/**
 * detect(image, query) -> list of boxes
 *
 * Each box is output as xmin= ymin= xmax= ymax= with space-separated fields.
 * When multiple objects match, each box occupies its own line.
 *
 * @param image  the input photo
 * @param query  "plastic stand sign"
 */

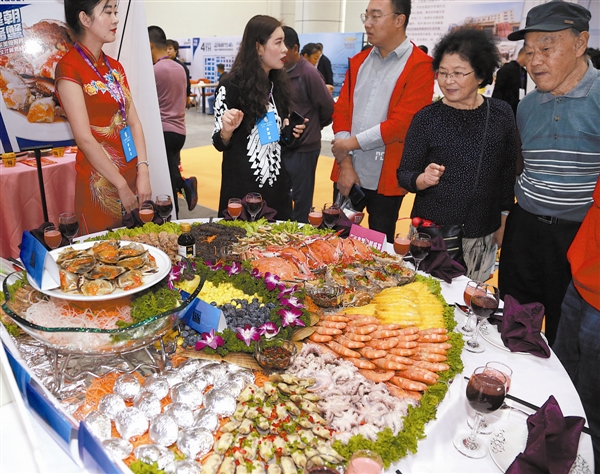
xmin=19 ymin=231 xmax=60 ymax=290
xmin=180 ymin=291 xmax=227 ymax=335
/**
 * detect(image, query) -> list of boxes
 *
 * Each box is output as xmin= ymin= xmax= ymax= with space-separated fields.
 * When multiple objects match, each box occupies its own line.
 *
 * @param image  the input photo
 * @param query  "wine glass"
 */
xmin=155 ymin=195 xmax=173 ymax=220
xmin=228 ymin=198 xmax=242 ymax=220
xmin=139 ymin=202 xmax=155 ymax=223
xmin=44 ymin=225 xmax=62 ymax=250
xmin=458 ymin=280 xmax=482 ymax=335
xmin=468 ymin=361 xmax=513 ymax=434
xmin=245 ymin=192 xmax=263 ymax=221
xmin=454 ymin=366 xmax=506 ymax=459
xmin=393 ymin=232 xmax=410 ymax=259
xmin=308 ymin=206 xmax=323 ymax=227
xmin=347 ymin=450 xmax=383 ymax=474
xmin=304 ymin=454 xmax=346 ymax=474
xmin=409 ymin=232 xmax=431 ymax=272
xmin=322 ymin=203 xmax=340 ymax=229
xmin=465 ymin=283 xmax=500 ymax=353
xmin=58 ymin=212 xmax=79 ymax=245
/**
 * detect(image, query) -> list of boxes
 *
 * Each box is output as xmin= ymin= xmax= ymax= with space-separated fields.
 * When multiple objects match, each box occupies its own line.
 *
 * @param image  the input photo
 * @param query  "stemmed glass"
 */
xmin=228 ymin=198 xmax=242 ymax=220
xmin=322 ymin=203 xmax=340 ymax=229
xmin=465 ymin=283 xmax=500 ymax=353
xmin=308 ymin=206 xmax=323 ymax=227
xmin=409 ymin=232 xmax=431 ymax=272
xmin=468 ymin=361 xmax=513 ymax=434
xmin=454 ymin=366 xmax=507 ymax=458
xmin=459 ymin=280 xmax=482 ymax=335
xmin=347 ymin=450 xmax=383 ymax=474
xmin=155 ymin=195 xmax=173 ymax=220
xmin=58 ymin=212 xmax=79 ymax=245
xmin=245 ymin=192 xmax=263 ymax=221
xmin=43 ymin=225 xmax=62 ymax=250
xmin=139 ymin=202 xmax=155 ymax=223
xmin=393 ymin=232 xmax=410 ymax=260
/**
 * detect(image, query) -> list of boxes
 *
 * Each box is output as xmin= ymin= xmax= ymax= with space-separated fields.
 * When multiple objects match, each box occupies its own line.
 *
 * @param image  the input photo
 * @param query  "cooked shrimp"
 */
xmin=347 ymin=317 xmax=380 ymax=327
xmin=318 ymin=320 xmax=347 ymax=329
xmin=419 ymin=328 xmax=448 ymax=335
xmin=379 ymin=324 xmax=402 ymax=330
xmin=366 ymin=338 xmax=398 ymax=350
xmin=358 ymin=347 xmax=387 ymax=359
xmin=385 ymin=353 xmax=414 ymax=366
xmin=308 ymin=333 xmax=333 ymax=343
xmin=315 ymin=326 xmax=343 ymax=336
xmin=349 ymin=358 xmax=376 ymax=370
xmin=398 ymin=327 xmax=420 ymax=335
xmin=405 ymin=389 xmax=423 ymax=400
xmin=394 ymin=340 xmax=418 ymax=349
xmin=372 ymin=358 xmax=407 ymax=371
xmin=419 ymin=342 xmax=452 ymax=351
xmin=335 ymin=335 xmax=365 ymax=349
xmin=326 ymin=340 xmax=361 ymax=358
xmin=358 ymin=369 xmax=395 ymax=383
xmin=418 ymin=333 xmax=449 ymax=343
xmin=389 ymin=347 xmax=416 ymax=357
xmin=395 ymin=333 xmax=419 ymax=342
xmin=369 ymin=329 xmax=400 ymax=339
xmin=346 ymin=324 xmax=378 ymax=335
xmin=399 ymin=367 xmax=439 ymax=385
xmin=389 ymin=375 xmax=428 ymax=392
xmin=344 ymin=332 xmax=372 ymax=342
xmin=385 ymin=382 xmax=411 ymax=399
xmin=410 ymin=360 xmax=450 ymax=372
xmin=415 ymin=344 xmax=449 ymax=355
xmin=322 ymin=314 xmax=350 ymax=322
xmin=412 ymin=351 xmax=448 ymax=362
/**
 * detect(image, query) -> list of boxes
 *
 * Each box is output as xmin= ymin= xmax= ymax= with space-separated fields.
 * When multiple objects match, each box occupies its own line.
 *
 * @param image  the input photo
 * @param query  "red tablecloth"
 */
xmin=0 ymin=153 xmax=76 ymax=258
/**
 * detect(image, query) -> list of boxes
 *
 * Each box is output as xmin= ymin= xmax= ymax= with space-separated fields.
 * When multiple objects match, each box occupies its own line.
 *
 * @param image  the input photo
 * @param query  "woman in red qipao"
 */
xmin=56 ymin=0 xmax=151 ymax=234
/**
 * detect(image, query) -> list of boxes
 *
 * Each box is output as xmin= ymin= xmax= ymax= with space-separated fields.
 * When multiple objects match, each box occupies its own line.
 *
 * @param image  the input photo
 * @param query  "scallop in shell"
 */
xmin=59 ymin=269 xmax=81 ymax=293
xmin=92 ymin=240 xmax=121 ymax=264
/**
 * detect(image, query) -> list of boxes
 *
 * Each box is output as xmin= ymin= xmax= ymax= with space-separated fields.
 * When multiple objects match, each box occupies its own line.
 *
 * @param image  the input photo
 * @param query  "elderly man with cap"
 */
xmin=499 ymin=0 xmax=600 ymax=341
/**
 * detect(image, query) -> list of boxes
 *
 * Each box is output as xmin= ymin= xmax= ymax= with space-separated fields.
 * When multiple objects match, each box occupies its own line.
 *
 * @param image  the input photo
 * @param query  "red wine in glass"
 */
xmin=155 ymin=195 xmax=173 ymax=220
xmin=322 ymin=203 xmax=340 ymax=229
xmin=245 ymin=193 xmax=263 ymax=221
xmin=410 ymin=239 xmax=431 ymax=259
xmin=470 ymin=294 xmax=498 ymax=318
xmin=466 ymin=373 xmax=506 ymax=413
xmin=59 ymin=212 xmax=79 ymax=244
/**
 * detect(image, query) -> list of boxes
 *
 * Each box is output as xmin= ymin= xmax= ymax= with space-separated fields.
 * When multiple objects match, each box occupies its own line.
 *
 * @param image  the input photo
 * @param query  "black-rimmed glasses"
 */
xmin=435 ymin=70 xmax=475 ymax=81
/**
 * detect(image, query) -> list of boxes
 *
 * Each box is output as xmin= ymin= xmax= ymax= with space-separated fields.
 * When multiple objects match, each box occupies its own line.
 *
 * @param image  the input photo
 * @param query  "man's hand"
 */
xmin=416 ymin=163 xmax=445 ymax=190
xmin=337 ymin=160 xmax=360 ymax=196
xmin=331 ymin=136 xmax=359 ymax=164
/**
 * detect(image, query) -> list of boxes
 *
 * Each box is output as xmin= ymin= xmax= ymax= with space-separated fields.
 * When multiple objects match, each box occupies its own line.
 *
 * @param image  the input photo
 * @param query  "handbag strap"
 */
xmin=462 ymin=96 xmax=491 ymax=225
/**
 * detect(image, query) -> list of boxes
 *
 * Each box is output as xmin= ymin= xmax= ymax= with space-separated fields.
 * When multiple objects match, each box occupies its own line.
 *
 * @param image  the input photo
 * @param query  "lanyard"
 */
xmin=74 ymin=43 xmax=128 ymax=124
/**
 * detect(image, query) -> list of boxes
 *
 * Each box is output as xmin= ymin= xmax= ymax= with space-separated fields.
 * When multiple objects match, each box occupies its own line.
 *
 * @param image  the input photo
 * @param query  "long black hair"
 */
xmin=228 ymin=15 xmax=291 ymax=132
xmin=64 ymin=0 xmax=113 ymax=37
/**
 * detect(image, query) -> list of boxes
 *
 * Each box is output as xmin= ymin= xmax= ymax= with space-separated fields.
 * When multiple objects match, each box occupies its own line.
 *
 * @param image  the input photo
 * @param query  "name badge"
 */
xmin=519 ymin=88 xmax=526 ymax=101
xmin=120 ymin=125 xmax=138 ymax=162
xmin=257 ymin=111 xmax=280 ymax=146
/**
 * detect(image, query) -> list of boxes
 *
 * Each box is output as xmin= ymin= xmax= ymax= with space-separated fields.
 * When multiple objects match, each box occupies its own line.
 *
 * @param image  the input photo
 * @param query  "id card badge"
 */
xmin=257 ymin=111 xmax=280 ymax=146
xmin=120 ymin=125 xmax=138 ymax=162
xmin=519 ymin=88 xmax=526 ymax=100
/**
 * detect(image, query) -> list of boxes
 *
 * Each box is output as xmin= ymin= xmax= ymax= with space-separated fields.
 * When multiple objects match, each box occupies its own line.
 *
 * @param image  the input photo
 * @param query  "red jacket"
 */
xmin=331 ymin=44 xmax=434 ymax=196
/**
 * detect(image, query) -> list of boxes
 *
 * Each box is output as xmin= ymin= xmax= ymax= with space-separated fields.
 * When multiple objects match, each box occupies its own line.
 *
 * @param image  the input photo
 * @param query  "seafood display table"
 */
xmin=0 ymin=152 xmax=76 ymax=259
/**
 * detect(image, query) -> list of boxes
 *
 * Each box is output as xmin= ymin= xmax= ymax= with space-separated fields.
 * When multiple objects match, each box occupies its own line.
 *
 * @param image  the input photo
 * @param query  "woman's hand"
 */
xmin=220 ymin=108 xmax=244 ymax=139
xmin=136 ymin=170 xmax=152 ymax=204
xmin=117 ymin=184 xmax=139 ymax=214
xmin=416 ymin=163 xmax=445 ymax=190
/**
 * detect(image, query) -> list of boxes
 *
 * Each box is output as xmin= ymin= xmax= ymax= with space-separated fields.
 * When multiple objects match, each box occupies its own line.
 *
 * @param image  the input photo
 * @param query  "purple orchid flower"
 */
xmin=251 ymin=267 xmax=262 ymax=278
xmin=224 ymin=261 xmax=242 ymax=276
xmin=236 ymin=325 xmax=261 ymax=346
xmin=263 ymin=272 xmax=281 ymax=291
xmin=280 ymin=296 xmax=305 ymax=310
xmin=258 ymin=322 xmax=280 ymax=339
xmin=195 ymin=329 xmax=224 ymax=350
xmin=167 ymin=265 xmax=182 ymax=290
xmin=277 ymin=307 xmax=305 ymax=328
xmin=206 ymin=261 xmax=223 ymax=271
xmin=278 ymin=285 xmax=298 ymax=298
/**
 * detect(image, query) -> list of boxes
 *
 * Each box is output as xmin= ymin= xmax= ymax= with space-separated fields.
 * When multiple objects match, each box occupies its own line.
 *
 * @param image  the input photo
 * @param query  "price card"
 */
xmin=181 ymin=293 xmax=227 ymax=335
xmin=349 ymin=224 xmax=387 ymax=251
xmin=19 ymin=231 xmax=60 ymax=290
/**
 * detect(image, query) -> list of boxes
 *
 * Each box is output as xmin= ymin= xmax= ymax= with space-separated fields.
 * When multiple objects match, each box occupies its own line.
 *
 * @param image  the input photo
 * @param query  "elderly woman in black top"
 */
xmin=397 ymin=28 xmax=517 ymax=281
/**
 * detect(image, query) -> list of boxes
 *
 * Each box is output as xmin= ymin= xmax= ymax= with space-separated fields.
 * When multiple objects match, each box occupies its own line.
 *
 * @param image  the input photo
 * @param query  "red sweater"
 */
xmin=568 ymin=176 xmax=600 ymax=310
xmin=330 ymin=44 xmax=434 ymax=196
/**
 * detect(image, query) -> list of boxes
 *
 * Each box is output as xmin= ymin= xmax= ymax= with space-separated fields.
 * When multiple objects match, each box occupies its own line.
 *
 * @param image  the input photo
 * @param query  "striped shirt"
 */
xmin=515 ymin=61 xmax=600 ymax=222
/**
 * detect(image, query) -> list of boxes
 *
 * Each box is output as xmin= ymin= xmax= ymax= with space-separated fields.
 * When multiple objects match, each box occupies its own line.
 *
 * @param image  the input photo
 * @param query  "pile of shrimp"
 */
xmin=287 ymin=343 xmax=415 ymax=444
xmin=308 ymin=313 xmax=450 ymax=399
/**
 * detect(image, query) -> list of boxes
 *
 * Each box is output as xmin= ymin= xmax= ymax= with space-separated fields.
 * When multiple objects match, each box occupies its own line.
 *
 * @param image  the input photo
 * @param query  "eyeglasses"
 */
xmin=436 ymin=71 xmax=475 ymax=81
xmin=360 ymin=12 xmax=402 ymax=24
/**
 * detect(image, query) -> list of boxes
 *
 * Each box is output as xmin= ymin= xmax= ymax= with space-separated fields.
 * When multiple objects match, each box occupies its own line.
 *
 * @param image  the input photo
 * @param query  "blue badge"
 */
xmin=257 ymin=111 xmax=280 ymax=146
xmin=120 ymin=125 xmax=138 ymax=162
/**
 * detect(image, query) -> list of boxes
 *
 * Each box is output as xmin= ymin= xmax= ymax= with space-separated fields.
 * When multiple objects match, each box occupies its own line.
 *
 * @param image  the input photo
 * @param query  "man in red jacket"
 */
xmin=330 ymin=0 xmax=434 ymax=242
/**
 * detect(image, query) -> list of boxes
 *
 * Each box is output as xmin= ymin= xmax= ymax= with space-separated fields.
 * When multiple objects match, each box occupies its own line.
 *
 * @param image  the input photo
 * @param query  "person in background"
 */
xmin=587 ymin=47 xmax=600 ymax=69
xmin=149 ymin=26 xmax=197 ymax=216
xmin=499 ymin=1 xmax=600 ymax=346
xmin=207 ymin=63 xmax=227 ymax=115
xmin=166 ymin=39 xmax=191 ymax=98
xmin=491 ymin=47 xmax=527 ymax=116
xmin=553 ymin=174 xmax=600 ymax=469
xmin=417 ymin=44 xmax=428 ymax=54
xmin=397 ymin=28 xmax=517 ymax=281
xmin=300 ymin=43 xmax=322 ymax=67
xmin=56 ymin=0 xmax=151 ymax=234
xmin=282 ymin=27 xmax=334 ymax=223
xmin=315 ymin=42 xmax=335 ymax=94
xmin=330 ymin=0 xmax=434 ymax=242
xmin=212 ymin=15 xmax=306 ymax=220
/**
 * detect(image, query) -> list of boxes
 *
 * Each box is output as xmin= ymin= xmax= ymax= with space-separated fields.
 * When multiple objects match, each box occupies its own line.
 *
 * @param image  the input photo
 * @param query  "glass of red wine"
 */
xmin=58 ymin=212 xmax=79 ymax=245
xmin=308 ymin=206 xmax=323 ymax=227
xmin=459 ymin=280 xmax=482 ymax=335
xmin=44 ymin=225 xmax=62 ymax=250
xmin=454 ymin=366 xmax=507 ymax=458
xmin=393 ymin=232 xmax=410 ymax=259
xmin=409 ymin=232 xmax=431 ymax=272
xmin=228 ymin=198 xmax=242 ymax=220
xmin=245 ymin=192 xmax=263 ymax=222
xmin=322 ymin=203 xmax=340 ymax=229
xmin=155 ymin=195 xmax=173 ymax=220
xmin=304 ymin=453 xmax=346 ymax=474
xmin=465 ymin=283 xmax=500 ymax=353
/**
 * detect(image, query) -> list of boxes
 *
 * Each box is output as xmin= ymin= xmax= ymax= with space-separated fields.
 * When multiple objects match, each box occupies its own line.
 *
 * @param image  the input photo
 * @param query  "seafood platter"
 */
xmin=0 ymin=220 xmax=464 ymax=473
